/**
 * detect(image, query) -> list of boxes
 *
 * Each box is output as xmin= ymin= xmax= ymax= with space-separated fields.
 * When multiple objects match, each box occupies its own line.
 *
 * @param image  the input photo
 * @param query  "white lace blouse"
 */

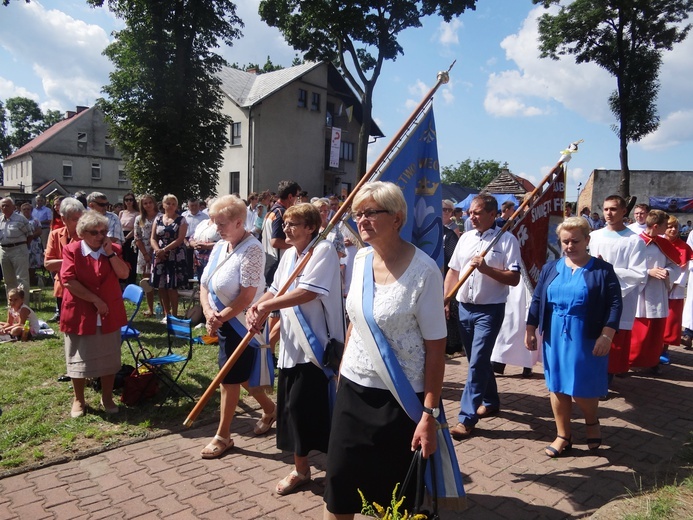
xmin=200 ymin=236 xmax=265 ymax=310
xmin=340 ymin=247 xmax=446 ymax=392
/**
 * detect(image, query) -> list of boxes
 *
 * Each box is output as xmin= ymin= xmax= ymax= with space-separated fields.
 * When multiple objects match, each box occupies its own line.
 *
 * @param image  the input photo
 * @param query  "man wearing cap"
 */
xmin=0 ymin=197 xmax=32 ymax=297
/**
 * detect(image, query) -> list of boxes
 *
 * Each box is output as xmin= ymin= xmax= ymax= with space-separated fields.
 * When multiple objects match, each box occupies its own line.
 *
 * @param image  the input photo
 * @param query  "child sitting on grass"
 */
xmin=1 ymin=287 xmax=40 ymax=339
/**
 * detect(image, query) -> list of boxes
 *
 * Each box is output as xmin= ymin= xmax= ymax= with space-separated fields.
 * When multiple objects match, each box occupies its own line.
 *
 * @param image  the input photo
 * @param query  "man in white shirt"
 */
xmin=32 ymin=195 xmax=52 ymax=249
xmin=444 ymin=195 xmax=521 ymax=440
xmin=183 ymin=198 xmax=209 ymax=281
xmin=245 ymin=192 xmax=259 ymax=233
xmin=0 ymin=197 xmax=32 ymax=298
xmin=87 ymin=192 xmax=123 ymax=244
xmin=627 ymin=204 xmax=650 ymax=234
xmin=590 ymin=195 xmax=647 ymax=387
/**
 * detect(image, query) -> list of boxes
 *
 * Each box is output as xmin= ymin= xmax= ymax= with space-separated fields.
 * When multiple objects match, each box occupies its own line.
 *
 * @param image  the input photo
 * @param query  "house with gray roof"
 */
xmin=1 ymin=105 xmax=130 ymax=202
xmin=217 ymin=61 xmax=383 ymax=197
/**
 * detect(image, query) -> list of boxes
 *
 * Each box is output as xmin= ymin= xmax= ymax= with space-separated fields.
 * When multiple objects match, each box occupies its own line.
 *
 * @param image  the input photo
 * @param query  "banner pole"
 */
xmin=443 ymin=140 xmax=582 ymax=306
xmin=184 ymin=63 xmax=456 ymax=427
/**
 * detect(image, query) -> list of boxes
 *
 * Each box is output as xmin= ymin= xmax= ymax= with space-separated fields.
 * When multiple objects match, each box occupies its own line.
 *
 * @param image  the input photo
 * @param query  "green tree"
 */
xmin=533 ymin=0 xmax=693 ymax=197
xmin=230 ymin=55 xmax=286 ymax=74
xmin=441 ymin=158 xmax=506 ymax=189
xmin=89 ymin=0 xmax=243 ymax=200
xmin=36 ymin=109 xmax=64 ymax=132
xmin=0 ymin=101 xmax=11 ymax=159
xmin=258 ymin=0 xmax=478 ymax=178
xmin=5 ymin=96 xmax=43 ymax=150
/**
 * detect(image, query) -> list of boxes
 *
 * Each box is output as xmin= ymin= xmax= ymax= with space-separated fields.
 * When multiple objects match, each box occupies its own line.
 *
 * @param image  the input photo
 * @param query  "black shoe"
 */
xmin=492 ymin=362 xmax=505 ymax=375
xmin=58 ymin=375 xmax=71 ymax=382
xmin=522 ymin=367 xmax=533 ymax=378
xmin=545 ymin=435 xmax=572 ymax=458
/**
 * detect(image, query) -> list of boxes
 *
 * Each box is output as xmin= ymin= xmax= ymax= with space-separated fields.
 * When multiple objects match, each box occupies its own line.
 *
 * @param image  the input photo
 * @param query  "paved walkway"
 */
xmin=1 ymin=347 xmax=692 ymax=520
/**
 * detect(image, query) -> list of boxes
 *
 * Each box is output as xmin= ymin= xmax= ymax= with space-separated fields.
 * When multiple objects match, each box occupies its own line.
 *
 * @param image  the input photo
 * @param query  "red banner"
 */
xmin=511 ymin=166 xmax=565 ymax=289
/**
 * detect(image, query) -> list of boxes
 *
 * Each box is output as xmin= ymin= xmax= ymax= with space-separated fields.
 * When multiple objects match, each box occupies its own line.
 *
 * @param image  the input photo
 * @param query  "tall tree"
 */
xmin=441 ymin=158 xmax=507 ymax=189
xmin=0 ymin=101 xmax=11 ymax=159
xmin=89 ymin=0 xmax=243 ymax=200
xmin=533 ymin=0 xmax=693 ymax=197
xmin=36 ymin=109 xmax=64 ymax=132
xmin=5 ymin=97 xmax=43 ymax=150
xmin=259 ymin=0 xmax=478 ymax=178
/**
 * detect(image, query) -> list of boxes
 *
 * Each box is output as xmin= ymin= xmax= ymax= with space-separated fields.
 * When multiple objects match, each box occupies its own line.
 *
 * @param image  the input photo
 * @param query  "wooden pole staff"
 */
xmin=443 ymin=139 xmax=583 ymax=306
xmin=184 ymin=62 xmax=457 ymax=427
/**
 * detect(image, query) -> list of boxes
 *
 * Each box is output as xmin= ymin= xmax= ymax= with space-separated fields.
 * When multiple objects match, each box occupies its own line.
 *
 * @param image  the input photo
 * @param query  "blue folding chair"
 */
xmin=121 ymin=284 xmax=145 ymax=361
xmin=140 ymin=316 xmax=194 ymax=403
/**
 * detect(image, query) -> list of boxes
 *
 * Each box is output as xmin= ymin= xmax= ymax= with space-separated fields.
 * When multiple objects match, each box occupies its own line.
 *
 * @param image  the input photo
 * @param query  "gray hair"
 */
xmin=87 ymin=192 xmax=107 ymax=204
xmin=60 ymin=197 xmax=85 ymax=219
xmin=352 ymin=181 xmax=407 ymax=229
xmin=556 ymin=216 xmax=591 ymax=239
xmin=76 ymin=211 xmax=109 ymax=237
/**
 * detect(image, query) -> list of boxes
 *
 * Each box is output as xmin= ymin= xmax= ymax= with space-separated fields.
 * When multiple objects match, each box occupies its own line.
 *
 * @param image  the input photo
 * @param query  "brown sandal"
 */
xmin=275 ymin=469 xmax=311 ymax=495
xmin=253 ymin=408 xmax=277 ymax=435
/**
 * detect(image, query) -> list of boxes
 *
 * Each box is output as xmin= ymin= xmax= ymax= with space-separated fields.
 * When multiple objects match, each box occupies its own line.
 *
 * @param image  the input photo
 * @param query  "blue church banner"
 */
xmin=376 ymin=107 xmax=443 ymax=267
xmin=649 ymin=197 xmax=693 ymax=214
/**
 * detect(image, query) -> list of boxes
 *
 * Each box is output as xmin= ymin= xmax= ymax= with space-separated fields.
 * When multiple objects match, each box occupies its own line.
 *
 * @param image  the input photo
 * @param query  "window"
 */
xmin=91 ymin=162 xmax=101 ymax=180
xmin=63 ymin=160 xmax=73 ymax=179
xmin=118 ymin=165 xmax=127 ymax=182
xmin=298 ymin=89 xmax=307 ymax=108
xmin=340 ymin=141 xmax=355 ymax=162
xmin=230 ymin=171 xmax=240 ymax=194
xmin=77 ymin=132 xmax=87 ymax=143
xmin=311 ymin=92 xmax=321 ymax=111
xmin=230 ymin=122 xmax=242 ymax=146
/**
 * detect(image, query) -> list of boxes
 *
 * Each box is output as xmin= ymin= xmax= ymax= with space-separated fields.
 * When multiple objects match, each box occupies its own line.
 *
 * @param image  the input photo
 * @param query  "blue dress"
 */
xmin=543 ymin=258 xmax=608 ymax=398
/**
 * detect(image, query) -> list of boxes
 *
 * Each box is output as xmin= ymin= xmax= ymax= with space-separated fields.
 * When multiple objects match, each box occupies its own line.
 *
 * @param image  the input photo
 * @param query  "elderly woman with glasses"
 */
xmin=247 ymin=203 xmax=344 ymax=496
xmin=323 ymin=182 xmax=447 ymax=519
xmin=60 ymin=211 xmax=130 ymax=418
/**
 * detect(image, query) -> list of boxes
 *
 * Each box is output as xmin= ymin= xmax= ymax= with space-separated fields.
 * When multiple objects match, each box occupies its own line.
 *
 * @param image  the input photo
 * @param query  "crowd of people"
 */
xmin=3 ymin=181 xmax=693 ymax=517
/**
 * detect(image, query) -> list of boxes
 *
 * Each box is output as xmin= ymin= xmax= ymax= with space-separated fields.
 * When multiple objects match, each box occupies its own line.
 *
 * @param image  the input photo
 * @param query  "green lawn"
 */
xmin=0 ymin=287 xmax=232 ymax=471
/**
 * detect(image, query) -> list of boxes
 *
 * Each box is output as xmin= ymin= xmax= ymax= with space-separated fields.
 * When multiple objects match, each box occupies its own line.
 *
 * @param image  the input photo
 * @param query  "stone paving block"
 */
xmin=38 ymin=487 xmax=81 ymax=508
xmin=113 ymin=497 xmax=158 ymax=517
xmin=0 ymin=474 xmax=34 ymax=494
xmin=83 ymin=506 xmax=125 ymax=519
xmin=29 ymin=471 xmax=67 ymax=491
xmin=47 ymin=499 xmax=87 ymax=518
xmin=4 ymin=489 xmax=43 ymax=508
xmin=0 ymin=503 xmax=18 ymax=520
xmin=151 ymin=467 xmax=189 ymax=486
xmin=11 ymin=501 xmax=53 ymax=519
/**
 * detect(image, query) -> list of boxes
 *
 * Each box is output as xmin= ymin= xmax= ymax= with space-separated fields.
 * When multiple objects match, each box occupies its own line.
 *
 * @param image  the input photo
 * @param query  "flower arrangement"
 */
xmin=358 ymin=484 xmax=428 ymax=520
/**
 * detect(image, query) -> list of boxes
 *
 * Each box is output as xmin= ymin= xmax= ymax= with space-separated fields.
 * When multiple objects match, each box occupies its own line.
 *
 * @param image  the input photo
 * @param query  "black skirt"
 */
xmin=276 ymin=362 xmax=330 ymax=456
xmin=217 ymin=321 xmax=255 ymax=385
xmin=323 ymin=377 xmax=419 ymax=515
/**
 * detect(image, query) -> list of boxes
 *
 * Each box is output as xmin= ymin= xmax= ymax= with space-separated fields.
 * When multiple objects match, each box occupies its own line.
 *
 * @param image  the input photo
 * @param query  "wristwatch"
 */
xmin=422 ymin=406 xmax=440 ymax=418
xmin=105 ymin=252 xmax=116 ymax=259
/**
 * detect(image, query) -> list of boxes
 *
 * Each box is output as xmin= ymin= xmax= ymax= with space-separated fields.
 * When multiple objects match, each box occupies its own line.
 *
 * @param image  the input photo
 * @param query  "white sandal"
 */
xmin=275 ymin=469 xmax=311 ymax=495
xmin=200 ymin=435 xmax=234 ymax=459
xmin=253 ymin=408 xmax=277 ymax=435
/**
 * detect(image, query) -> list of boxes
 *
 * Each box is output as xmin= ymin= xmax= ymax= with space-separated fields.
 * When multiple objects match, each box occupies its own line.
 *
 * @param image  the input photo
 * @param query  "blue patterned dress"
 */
xmin=543 ymin=257 xmax=608 ymax=398
xmin=150 ymin=215 xmax=187 ymax=289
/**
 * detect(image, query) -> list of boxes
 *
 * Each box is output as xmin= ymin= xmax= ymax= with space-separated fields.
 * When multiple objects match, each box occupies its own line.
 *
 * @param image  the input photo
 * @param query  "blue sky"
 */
xmin=1 ymin=0 xmax=692 ymax=201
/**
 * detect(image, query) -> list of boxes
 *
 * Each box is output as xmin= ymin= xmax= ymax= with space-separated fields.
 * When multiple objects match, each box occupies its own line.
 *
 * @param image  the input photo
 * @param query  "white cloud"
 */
xmin=436 ymin=19 xmax=462 ymax=47
xmin=639 ymin=110 xmax=693 ymax=151
xmin=0 ymin=77 xmax=39 ymax=101
xmin=484 ymin=6 xmax=613 ymax=120
xmin=0 ymin=1 xmax=113 ymax=110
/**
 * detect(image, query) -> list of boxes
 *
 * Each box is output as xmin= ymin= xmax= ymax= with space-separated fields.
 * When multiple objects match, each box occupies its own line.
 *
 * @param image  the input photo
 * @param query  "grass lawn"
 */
xmin=0 ymin=286 xmax=244 ymax=472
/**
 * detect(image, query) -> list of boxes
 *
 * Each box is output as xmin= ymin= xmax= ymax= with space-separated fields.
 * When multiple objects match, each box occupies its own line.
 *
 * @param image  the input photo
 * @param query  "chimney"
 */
xmin=76 ymin=106 xmax=89 ymax=113
xmin=246 ymin=68 xmax=258 ymax=74
xmin=66 ymin=111 xmax=76 ymax=119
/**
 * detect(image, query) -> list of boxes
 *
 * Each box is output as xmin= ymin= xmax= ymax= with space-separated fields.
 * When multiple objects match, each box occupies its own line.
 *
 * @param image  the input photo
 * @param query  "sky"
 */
xmin=1 ymin=0 xmax=692 ymax=202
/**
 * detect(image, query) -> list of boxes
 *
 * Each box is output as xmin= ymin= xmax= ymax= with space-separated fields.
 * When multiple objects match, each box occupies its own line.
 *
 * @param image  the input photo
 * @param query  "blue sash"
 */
xmin=361 ymin=251 xmax=465 ymax=508
xmin=206 ymin=240 xmax=274 ymax=389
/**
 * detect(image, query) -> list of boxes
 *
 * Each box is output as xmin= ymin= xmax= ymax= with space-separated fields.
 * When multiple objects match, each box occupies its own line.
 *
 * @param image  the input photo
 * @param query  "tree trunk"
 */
xmin=356 ymin=81 xmax=374 ymax=179
xmin=618 ymin=130 xmax=630 ymax=198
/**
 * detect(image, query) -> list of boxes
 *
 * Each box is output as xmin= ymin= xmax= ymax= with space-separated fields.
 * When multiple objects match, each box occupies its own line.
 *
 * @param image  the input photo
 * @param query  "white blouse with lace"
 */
xmin=340 ymin=247 xmax=446 ymax=392
xmin=200 ymin=236 xmax=265 ymax=310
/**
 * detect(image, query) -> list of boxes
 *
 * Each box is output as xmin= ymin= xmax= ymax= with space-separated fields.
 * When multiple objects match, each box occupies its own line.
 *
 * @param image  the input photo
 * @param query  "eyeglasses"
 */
xmin=124 ymin=198 xmax=134 ymax=202
xmin=86 ymin=229 xmax=107 ymax=236
xmin=351 ymin=209 xmax=390 ymax=221
xmin=282 ymin=221 xmax=304 ymax=230
xmin=93 ymin=201 xmax=109 ymax=207
xmin=442 ymin=207 xmax=453 ymax=213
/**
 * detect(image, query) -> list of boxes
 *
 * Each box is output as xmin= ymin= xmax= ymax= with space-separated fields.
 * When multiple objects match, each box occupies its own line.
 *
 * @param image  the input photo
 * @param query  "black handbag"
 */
xmin=398 ymin=448 xmax=439 ymax=519
xmin=320 ymin=301 xmax=346 ymax=371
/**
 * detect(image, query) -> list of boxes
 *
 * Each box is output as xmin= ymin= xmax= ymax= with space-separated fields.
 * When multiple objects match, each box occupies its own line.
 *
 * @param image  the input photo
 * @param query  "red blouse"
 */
xmin=59 ymin=241 xmax=128 ymax=335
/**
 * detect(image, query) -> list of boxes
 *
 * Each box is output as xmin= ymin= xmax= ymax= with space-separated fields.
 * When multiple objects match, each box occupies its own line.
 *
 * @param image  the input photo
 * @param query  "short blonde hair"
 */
xmin=646 ymin=209 xmax=668 ymax=228
xmin=352 ymin=181 xmax=407 ymax=229
xmin=77 ymin=211 xmax=109 ymax=237
xmin=556 ymin=216 xmax=591 ymax=239
xmin=162 ymin=193 xmax=178 ymax=205
xmin=209 ymin=195 xmax=246 ymax=221
xmin=667 ymin=215 xmax=679 ymax=228
xmin=312 ymin=198 xmax=330 ymax=210
xmin=284 ymin=203 xmax=322 ymax=238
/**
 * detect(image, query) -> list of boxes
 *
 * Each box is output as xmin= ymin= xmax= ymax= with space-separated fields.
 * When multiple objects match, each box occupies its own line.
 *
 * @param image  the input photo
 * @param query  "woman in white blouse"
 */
xmin=198 ymin=195 xmax=276 ymax=459
xmin=322 ymin=182 xmax=447 ymax=519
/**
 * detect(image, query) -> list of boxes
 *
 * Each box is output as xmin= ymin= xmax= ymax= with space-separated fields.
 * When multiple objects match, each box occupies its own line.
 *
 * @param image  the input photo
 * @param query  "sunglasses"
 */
xmin=124 ymin=198 xmax=134 ymax=202
xmin=93 ymin=201 xmax=109 ymax=207
xmin=86 ymin=229 xmax=107 ymax=236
